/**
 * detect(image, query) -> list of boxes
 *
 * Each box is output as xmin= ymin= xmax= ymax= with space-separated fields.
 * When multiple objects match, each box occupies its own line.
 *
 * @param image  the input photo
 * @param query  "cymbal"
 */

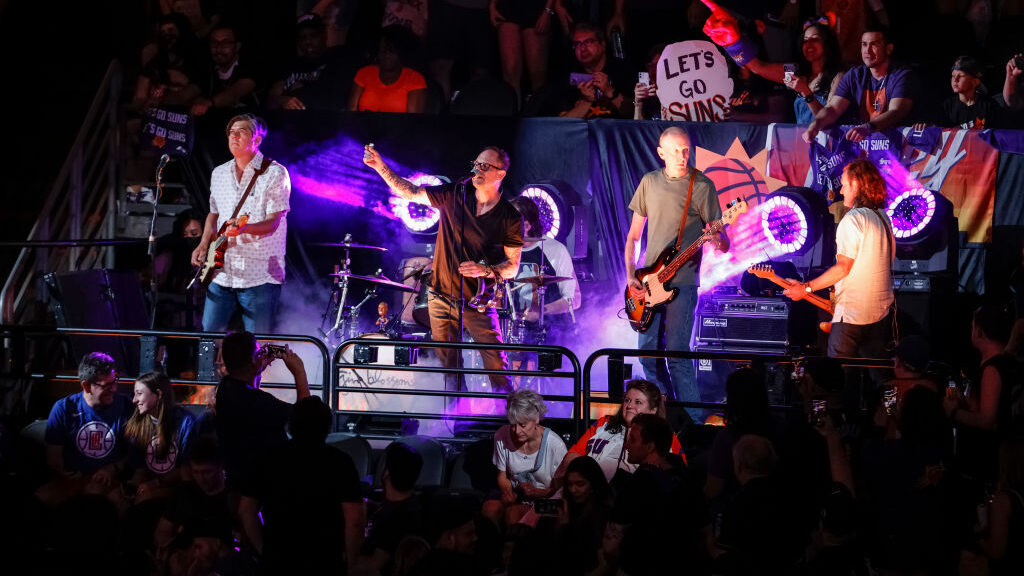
xmin=515 ymin=275 xmax=574 ymax=286
xmin=329 ymin=271 xmax=417 ymax=292
xmin=310 ymin=241 xmax=388 ymax=251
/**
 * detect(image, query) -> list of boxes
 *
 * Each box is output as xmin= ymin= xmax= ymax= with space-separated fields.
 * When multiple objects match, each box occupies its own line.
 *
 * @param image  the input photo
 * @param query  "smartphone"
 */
xmin=570 ymin=72 xmax=594 ymax=87
xmin=638 ymin=71 xmax=650 ymax=86
xmin=882 ymin=386 xmax=897 ymax=416
xmin=810 ymin=398 xmax=827 ymax=427
xmin=783 ymin=63 xmax=797 ymax=83
xmin=259 ymin=344 xmax=288 ymax=360
xmin=534 ymin=498 xmax=563 ymax=516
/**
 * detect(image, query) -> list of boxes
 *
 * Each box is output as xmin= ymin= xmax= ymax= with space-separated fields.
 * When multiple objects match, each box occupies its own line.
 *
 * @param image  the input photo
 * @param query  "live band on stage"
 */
xmin=195 ymin=116 xmax=895 ymax=407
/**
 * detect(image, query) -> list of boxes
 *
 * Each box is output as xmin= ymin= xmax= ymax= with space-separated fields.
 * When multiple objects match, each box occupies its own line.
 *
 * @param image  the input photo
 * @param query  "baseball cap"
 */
xmin=296 ymin=12 xmax=325 ymax=31
xmin=952 ymin=56 xmax=983 ymax=79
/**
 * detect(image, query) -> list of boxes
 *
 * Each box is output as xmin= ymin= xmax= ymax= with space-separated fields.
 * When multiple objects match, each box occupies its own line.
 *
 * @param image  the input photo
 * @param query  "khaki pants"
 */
xmin=427 ymin=291 xmax=510 ymax=393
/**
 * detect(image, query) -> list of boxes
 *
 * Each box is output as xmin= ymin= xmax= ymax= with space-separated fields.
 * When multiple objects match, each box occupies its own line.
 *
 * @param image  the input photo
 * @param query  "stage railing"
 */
xmin=16 ymin=327 xmax=332 ymax=404
xmin=331 ymin=337 xmax=583 ymax=439
xmin=582 ymin=347 xmax=894 ymax=424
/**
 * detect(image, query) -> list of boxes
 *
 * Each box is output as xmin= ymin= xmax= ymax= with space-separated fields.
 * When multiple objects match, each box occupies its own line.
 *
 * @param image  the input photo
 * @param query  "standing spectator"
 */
xmin=39 ymin=352 xmax=133 ymax=505
xmin=123 ymin=371 xmax=196 ymax=501
xmin=973 ymin=436 xmax=1024 ymax=576
xmin=240 ymin=396 xmax=365 ymax=574
xmin=213 ymin=332 xmax=310 ymax=494
xmin=491 ymin=0 xmax=556 ymax=105
xmin=349 ymin=25 xmax=428 ymax=113
xmin=412 ymin=495 xmax=480 ymax=576
xmin=267 ymin=13 xmax=357 ymax=111
xmin=1000 ymin=52 xmax=1024 ymax=128
xmin=802 ymin=27 xmax=918 ymax=143
xmin=357 ymin=442 xmax=425 ymax=575
xmin=485 ymin=389 xmax=568 ymax=527
xmin=945 ymin=304 xmax=1023 ymax=482
xmin=560 ymin=22 xmax=631 ymax=118
xmin=633 ymin=43 xmax=666 ymax=120
xmin=427 ymin=0 xmax=496 ymax=103
xmin=133 ymin=12 xmax=205 ymax=111
xmin=158 ymin=0 xmax=222 ymax=40
xmin=558 ymin=455 xmax=614 ymax=574
xmin=190 ymin=22 xmax=261 ymax=117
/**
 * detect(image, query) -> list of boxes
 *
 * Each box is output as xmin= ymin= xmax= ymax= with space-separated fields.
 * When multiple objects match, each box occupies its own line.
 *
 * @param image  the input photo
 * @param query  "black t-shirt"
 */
xmin=164 ymin=483 xmax=234 ymax=540
xmin=246 ymin=440 xmax=363 ymax=574
xmin=276 ymin=46 xmax=358 ymax=110
xmin=562 ymin=57 xmax=634 ymax=118
xmin=940 ymin=94 xmax=1002 ymax=129
xmin=362 ymin=496 xmax=424 ymax=557
xmin=423 ymin=183 xmax=523 ymax=301
xmin=202 ymin=56 xmax=263 ymax=109
xmin=214 ymin=376 xmax=291 ymax=491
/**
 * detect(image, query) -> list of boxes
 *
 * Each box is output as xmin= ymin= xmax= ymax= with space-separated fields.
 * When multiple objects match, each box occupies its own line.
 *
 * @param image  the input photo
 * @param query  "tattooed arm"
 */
xmin=457 ymin=245 xmax=523 ymax=280
xmin=363 ymin=144 xmax=430 ymax=205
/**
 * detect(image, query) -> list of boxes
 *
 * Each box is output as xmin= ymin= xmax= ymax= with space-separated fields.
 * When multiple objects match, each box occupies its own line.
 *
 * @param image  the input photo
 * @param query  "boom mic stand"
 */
xmin=148 ymin=154 xmax=170 ymax=329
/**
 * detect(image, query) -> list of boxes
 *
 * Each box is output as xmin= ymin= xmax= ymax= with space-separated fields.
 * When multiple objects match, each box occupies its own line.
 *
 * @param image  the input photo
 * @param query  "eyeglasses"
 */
xmin=571 ymin=37 xmax=600 ymax=51
xmin=91 ymin=377 xmax=118 ymax=390
xmin=470 ymin=160 xmax=503 ymax=173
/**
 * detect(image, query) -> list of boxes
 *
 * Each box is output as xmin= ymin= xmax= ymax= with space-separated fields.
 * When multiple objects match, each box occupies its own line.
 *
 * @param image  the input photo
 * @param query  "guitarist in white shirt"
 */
xmin=624 ymin=127 xmax=730 ymax=422
xmin=190 ymin=114 xmax=291 ymax=333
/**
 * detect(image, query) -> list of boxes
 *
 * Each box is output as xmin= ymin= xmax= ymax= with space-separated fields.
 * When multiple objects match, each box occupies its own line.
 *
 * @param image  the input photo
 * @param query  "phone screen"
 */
xmin=638 ymin=72 xmax=650 ymax=86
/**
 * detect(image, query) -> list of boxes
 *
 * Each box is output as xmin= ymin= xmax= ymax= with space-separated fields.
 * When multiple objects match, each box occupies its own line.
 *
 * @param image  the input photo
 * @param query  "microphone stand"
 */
xmin=148 ymin=155 xmax=169 ymax=329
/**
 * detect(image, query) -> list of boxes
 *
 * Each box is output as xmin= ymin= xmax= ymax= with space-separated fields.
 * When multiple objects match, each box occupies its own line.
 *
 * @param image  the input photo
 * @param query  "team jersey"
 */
xmin=569 ymin=416 xmax=685 ymax=481
xmin=45 ymin=392 xmax=133 ymax=474
xmin=128 ymin=406 xmax=197 ymax=476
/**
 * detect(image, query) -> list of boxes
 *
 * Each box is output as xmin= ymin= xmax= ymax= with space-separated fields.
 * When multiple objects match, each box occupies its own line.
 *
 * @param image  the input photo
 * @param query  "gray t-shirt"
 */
xmin=628 ymin=168 xmax=721 ymax=286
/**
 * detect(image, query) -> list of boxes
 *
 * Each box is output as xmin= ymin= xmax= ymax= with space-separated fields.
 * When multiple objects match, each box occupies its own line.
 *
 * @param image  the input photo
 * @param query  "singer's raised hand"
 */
xmin=363 ymin=144 xmax=385 ymax=171
xmin=700 ymin=0 xmax=740 ymax=47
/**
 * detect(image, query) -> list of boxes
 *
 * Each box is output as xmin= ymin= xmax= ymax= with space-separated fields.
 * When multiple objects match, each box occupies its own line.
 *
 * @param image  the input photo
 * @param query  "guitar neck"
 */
xmin=657 ymin=220 xmax=721 ymax=282
xmin=761 ymin=272 xmax=834 ymax=313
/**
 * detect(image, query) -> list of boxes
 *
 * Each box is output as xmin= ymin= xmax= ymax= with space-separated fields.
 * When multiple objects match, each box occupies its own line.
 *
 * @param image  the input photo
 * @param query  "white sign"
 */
xmin=657 ymin=40 xmax=734 ymax=122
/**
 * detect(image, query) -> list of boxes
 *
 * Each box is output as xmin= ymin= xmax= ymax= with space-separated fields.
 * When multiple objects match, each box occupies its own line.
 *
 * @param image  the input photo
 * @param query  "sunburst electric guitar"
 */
xmin=188 ymin=215 xmax=250 ymax=290
xmin=746 ymin=264 xmax=834 ymax=334
xmin=624 ymin=198 xmax=747 ymax=332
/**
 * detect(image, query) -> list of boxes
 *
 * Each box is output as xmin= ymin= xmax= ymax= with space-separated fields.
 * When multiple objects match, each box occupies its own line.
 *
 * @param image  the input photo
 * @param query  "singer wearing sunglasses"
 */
xmin=364 ymin=144 xmax=523 ymax=397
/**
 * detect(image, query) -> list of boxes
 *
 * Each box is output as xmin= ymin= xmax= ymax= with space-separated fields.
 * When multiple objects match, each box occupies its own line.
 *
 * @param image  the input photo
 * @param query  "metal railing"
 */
xmin=332 ymin=338 xmax=583 ymax=439
xmin=1 ymin=61 xmax=123 ymax=324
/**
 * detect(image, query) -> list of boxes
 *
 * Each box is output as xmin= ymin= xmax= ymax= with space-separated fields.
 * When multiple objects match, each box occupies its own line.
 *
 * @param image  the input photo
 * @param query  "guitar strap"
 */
xmin=673 ymin=167 xmax=697 ymax=252
xmin=227 ymin=156 xmax=274 ymax=222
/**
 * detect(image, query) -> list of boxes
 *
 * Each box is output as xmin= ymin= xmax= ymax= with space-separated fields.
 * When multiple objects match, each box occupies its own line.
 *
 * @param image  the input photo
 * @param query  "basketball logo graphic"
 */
xmin=146 ymin=437 xmax=178 ymax=475
xmin=76 ymin=421 xmax=115 ymax=459
xmin=702 ymin=157 xmax=771 ymax=209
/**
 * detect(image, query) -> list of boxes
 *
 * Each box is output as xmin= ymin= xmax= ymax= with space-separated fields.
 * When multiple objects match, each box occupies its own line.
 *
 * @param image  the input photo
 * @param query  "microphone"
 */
xmin=459 ymin=167 xmax=481 ymax=184
xmin=158 ymin=153 xmax=171 ymax=166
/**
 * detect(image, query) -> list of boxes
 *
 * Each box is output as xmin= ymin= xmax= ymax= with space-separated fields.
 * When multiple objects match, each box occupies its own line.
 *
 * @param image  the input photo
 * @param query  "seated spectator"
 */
xmin=133 ymin=12 xmax=205 ymax=112
xmin=190 ymin=22 xmax=261 ymax=117
xmin=972 ymin=436 xmax=1024 ymax=575
xmin=553 ymin=379 xmax=681 ymax=487
xmin=427 ymin=0 xmax=497 ymax=103
xmin=214 ymin=332 xmax=310 ymax=494
xmin=267 ymin=13 xmax=357 ymax=111
xmin=802 ymin=26 xmax=918 ymax=143
xmin=633 ymin=43 xmax=666 ymax=120
xmin=915 ymin=55 xmax=1002 ymax=130
xmin=123 ymin=371 xmax=196 ymax=502
xmin=154 ymin=435 xmax=232 ymax=561
xmin=412 ymin=495 xmax=480 ymax=576
xmin=158 ymin=0 xmax=222 ymax=40
xmin=714 ymin=434 xmax=804 ymax=576
xmin=705 ymin=367 xmax=777 ymax=504
xmin=613 ymin=413 xmax=710 ymax=575
xmin=945 ymin=304 xmax=1023 ymax=482
xmin=805 ymin=483 xmax=862 ymax=576
xmin=559 ymin=22 xmax=632 ymax=118
xmin=357 ymin=442 xmax=425 ymax=575
xmin=349 ymin=25 xmax=428 ymax=114
xmin=449 ymin=65 xmax=520 ymax=116
xmin=240 ymin=396 xmax=365 ymax=574
xmin=39 ymin=352 xmax=133 ymax=505
xmin=485 ymin=389 xmax=568 ymax=527
xmin=557 ymin=455 xmax=613 ymax=574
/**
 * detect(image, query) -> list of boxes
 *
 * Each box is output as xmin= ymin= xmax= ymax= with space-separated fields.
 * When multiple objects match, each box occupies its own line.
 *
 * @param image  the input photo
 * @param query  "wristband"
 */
xmin=723 ymin=35 xmax=758 ymax=67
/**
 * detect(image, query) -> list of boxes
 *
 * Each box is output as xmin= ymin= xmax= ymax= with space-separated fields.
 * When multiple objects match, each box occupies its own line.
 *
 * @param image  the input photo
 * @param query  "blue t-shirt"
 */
xmin=128 ymin=406 xmax=197 ymax=476
xmin=45 ymin=392 xmax=133 ymax=474
xmin=834 ymin=64 xmax=916 ymax=123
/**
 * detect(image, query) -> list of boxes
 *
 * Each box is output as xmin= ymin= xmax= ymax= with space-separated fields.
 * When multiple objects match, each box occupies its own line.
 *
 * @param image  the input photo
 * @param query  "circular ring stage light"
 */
xmin=389 ymin=173 xmax=442 ymax=233
xmin=761 ymin=194 xmax=810 ymax=255
xmin=520 ymin=185 xmax=567 ymax=240
xmin=886 ymin=188 xmax=936 ymax=240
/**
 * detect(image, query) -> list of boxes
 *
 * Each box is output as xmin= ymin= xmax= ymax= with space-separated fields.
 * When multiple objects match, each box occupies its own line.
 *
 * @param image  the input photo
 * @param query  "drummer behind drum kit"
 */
xmin=315 ymin=234 xmax=577 ymax=348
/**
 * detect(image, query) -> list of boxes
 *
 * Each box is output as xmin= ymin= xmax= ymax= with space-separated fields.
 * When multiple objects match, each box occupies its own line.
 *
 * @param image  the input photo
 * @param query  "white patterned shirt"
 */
xmin=208 ymin=152 xmax=290 ymax=288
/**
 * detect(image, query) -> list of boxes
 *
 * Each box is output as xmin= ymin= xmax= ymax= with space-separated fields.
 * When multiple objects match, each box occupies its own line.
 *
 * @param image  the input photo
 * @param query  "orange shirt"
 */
xmin=354 ymin=66 xmax=426 ymax=113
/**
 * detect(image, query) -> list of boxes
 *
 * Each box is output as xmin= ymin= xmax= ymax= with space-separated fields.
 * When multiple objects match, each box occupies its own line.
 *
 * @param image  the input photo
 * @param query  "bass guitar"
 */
xmin=746 ymin=264 xmax=834 ymax=334
xmin=624 ymin=198 xmax=747 ymax=332
xmin=188 ymin=215 xmax=249 ymax=290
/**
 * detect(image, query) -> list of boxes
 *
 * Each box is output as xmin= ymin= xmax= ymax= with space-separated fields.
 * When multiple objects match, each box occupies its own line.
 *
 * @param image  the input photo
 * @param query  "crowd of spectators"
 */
xmin=124 ymin=0 xmax=1024 ymax=126
xmin=2 ymin=309 xmax=1022 ymax=575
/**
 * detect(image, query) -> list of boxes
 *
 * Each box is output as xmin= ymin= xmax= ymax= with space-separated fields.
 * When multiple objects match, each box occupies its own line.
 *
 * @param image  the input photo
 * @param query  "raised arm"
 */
xmin=362 ymin=144 xmax=430 ymax=204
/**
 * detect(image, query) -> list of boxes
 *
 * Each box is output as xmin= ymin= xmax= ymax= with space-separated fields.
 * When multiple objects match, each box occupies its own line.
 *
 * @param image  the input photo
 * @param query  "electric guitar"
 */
xmin=188 ymin=215 xmax=249 ymax=290
xmin=624 ymin=198 xmax=747 ymax=332
xmin=746 ymin=264 xmax=834 ymax=334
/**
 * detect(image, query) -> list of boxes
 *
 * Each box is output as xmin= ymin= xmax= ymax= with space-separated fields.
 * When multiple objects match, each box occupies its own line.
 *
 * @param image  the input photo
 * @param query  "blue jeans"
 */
xmin=202 ymin=282 xmax=281 ymax=333
xmin=637 ymin=284 xmax=700 ymax=421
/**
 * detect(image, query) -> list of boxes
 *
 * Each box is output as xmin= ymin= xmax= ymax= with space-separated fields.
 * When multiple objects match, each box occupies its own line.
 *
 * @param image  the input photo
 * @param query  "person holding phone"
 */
xmin=560 ymin=22 xmax=632 ymax=118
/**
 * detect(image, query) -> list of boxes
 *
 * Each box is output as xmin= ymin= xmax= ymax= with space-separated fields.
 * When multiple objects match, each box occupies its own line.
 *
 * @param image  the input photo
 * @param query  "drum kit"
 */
xmin=315 ymin=234 xmax=577 ymax=348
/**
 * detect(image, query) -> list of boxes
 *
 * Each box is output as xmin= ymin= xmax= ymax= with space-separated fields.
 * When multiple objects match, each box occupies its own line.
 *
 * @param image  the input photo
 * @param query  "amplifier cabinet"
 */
xmin=695 ymin=295 xmax=790 ymax=347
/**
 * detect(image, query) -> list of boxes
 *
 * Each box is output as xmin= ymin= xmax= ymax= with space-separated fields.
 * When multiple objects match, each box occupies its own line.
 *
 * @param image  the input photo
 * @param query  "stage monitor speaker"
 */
xmin=692 ymin=345 xmax=791 ymax=407
xmin=44 ymin=269 xmax=149 ymax=376
xmin=695 ymin=294 xmax=791 ymax=347
xmin=893 ymin=274 xmax=957 ymax=361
